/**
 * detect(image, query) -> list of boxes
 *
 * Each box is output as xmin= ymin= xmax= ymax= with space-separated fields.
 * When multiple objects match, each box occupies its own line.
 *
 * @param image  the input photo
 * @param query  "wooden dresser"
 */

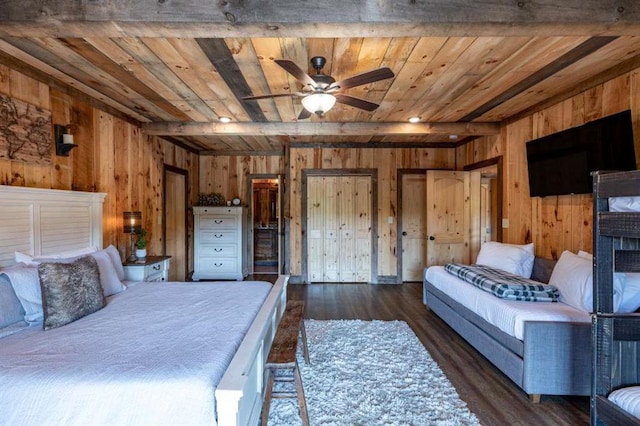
xmin=193 ymin=206 xmax=247 ymax=281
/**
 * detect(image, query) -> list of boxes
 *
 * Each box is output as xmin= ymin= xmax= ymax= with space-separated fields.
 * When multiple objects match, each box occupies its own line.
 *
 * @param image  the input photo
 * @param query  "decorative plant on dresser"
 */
xmin=192 ymin=206 xmax=248 ymax=281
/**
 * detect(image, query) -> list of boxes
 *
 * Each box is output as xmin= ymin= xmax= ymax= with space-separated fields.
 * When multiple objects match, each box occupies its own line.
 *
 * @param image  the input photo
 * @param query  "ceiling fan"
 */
xmin=242 ymin=56 xmax=395 ymax=119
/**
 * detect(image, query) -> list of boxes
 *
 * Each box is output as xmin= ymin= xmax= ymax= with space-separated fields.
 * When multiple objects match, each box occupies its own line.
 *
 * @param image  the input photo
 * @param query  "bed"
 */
xmin=423 ymin=242 xmax=593 ymax=401
xmin=591 ymin=170 xmax=640 ymax=425
xmin=0 ymin=185 xmax=288 ymax=426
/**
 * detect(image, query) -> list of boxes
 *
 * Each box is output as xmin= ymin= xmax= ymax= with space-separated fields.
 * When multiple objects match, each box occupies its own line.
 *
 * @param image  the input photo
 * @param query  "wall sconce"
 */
xmin=54 ymin=124 xmax=78 ymax=156
xmin=123 ymin=211 xmax=142 ymax=262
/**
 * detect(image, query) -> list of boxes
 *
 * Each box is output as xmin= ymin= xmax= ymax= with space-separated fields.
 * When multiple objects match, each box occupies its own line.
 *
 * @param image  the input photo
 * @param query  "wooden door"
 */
xmin=307 ymin=175 xmax=371 ymax=283
xmin=164 ymin=169 xmax=186 ymax=281
xmin=252 ymin=178 xmax=280 ymax=274
xmin=425 ymin=170 xmax=477 ymax=266
xmin=401 ymin=173 xmax=427 ymax=281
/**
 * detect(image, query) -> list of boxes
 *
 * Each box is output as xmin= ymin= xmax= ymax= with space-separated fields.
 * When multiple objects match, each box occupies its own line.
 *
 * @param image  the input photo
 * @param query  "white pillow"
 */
xmin=476 ymin=241 xmax=535 ymax=278
xmin=577 ymin=250 xmax=638 ymax=312
xmin=89 ymin=251 xmax=126 ymax=297
xmin=609 ymin=196 xmax=640 ymax=212
xmin=14 ymin=250 xmax=126 ymax=298
xmin=550 ymin=250 xmax=623 ymax=313
xmin=15 ymin=246 xmax=98 ymax=266
xmin=619 ymin=273 xmax=640 ymax=313
xmin=577 ymin=250 xmax=592 ymax=259
xmin=608 ymin=386 xmax=640 ymax=419
xmin=0 ymin=264 xmax=43 ymax=324
xmin=104 ymin=245 xmax=125 ymax=281
xmin=549 ymin=251 xmax=592 ymax=312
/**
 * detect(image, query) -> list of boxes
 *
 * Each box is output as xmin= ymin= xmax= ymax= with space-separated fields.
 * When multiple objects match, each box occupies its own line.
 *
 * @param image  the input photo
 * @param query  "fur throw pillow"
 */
xmin=38 ymin=256 xmax=105 ymax=330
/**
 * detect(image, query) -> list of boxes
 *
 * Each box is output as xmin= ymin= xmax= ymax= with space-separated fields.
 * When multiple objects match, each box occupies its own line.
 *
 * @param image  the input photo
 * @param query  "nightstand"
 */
xmin=123 ymin=256 xmax=171 ymax=282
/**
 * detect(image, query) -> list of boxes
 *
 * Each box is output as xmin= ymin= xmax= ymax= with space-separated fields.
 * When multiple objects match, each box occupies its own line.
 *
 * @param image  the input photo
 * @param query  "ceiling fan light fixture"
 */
xmin=301 ymin=92 xmax=336 ymax=116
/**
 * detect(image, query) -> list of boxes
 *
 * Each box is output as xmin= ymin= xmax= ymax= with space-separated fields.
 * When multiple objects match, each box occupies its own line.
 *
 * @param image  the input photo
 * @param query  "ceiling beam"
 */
xmin=196 ymin=38 xmax=268 ymax=122
xmin=0 ymin=1 xmax=638 ymax=37
xmin=142 ymin=122 xmax=499 ymax=137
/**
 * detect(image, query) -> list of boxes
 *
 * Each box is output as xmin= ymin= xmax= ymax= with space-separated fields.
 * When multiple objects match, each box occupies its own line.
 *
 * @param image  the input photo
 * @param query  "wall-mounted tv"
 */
xmin=526 ymin=110 xmax=636 ymax=197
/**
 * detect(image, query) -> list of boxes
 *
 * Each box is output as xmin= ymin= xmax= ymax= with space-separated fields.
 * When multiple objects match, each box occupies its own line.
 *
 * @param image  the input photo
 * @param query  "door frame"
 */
xmin=246 ymin=173 xmax=284 ymax=275
xmin=301 ymin=168 xmax=378 ymax=284
xmin=162 ymin=164 xmax=189 ymax=281
xmin=463 ymin=156 xmax=503 ymax=243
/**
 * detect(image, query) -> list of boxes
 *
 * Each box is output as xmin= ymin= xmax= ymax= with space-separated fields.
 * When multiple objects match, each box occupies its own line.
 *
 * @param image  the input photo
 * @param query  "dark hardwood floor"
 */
xmin=248 ymin=276 xmax=591 ymax=426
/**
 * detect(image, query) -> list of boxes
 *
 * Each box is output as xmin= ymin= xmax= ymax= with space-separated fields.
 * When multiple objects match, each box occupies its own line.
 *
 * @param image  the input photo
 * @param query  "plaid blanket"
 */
xmin=444 ymin=263 xmax=559 ymax=302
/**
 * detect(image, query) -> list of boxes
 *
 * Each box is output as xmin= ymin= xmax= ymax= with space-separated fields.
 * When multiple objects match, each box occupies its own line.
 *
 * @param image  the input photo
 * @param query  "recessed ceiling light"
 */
xmin=408 ymin=117 xmax=421 ymax=123
xmin=219 ymin=116 xmax=231 ymax=123
xmin=449 ymin=134 xmax=459 ymax=140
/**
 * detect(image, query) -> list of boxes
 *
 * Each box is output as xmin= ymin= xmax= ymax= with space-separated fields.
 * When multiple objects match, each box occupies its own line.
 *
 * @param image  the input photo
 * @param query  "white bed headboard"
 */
xmin=0 ymin=185 xmax=106 ymax=268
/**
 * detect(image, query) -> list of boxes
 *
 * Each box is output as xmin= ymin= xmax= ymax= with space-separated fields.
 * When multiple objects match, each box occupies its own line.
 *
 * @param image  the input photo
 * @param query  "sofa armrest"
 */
xmin=522 ymin=321 xmax=591 ymax=396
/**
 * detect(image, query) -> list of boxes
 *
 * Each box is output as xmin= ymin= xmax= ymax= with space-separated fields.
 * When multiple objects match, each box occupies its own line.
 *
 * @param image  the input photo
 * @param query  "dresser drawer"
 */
xmin=199 ymin=244 xmax=237 ymax=257
xmin=199 ymin=215 xmax=238 ymax=230
xmin=197 ymin=258 xmax=238 ymax=274
xmin=123 ymin=257 xmax=170 ymax=282
xmin=200 ymin=231 xmax=236 ymax=243
xmin=145 ymin=262 xmax=166 ymax=282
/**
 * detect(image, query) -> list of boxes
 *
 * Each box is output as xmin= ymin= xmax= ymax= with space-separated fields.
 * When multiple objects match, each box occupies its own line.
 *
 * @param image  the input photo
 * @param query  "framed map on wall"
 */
xmin=0 ymin=93 xmax=52 ymax=165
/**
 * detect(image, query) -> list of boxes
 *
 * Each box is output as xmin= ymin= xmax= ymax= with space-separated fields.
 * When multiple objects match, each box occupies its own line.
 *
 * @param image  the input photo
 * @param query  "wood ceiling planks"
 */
xmin=465 ymin=36 xmax=619 ymax=121
xmin=0 ymin=25 xmax=638 ymax=153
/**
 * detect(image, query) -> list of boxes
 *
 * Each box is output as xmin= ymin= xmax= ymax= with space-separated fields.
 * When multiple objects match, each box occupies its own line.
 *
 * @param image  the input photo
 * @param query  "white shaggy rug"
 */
xmin=264 ymin=319 xmax=480 ymax=426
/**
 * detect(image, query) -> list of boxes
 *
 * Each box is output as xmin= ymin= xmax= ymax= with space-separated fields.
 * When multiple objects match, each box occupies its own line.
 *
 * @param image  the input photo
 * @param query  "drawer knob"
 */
xmin=214 ymin=248 xmax=222 ymax=252
xmin=153 ymin=265 xmax=161 ymax=270
xmin=214 ymin=219 xmax=223 ymax=224
xmin=215 ymin=234 xmax=223 ymax=238
xmin=214 ymin=263 xmax=222 ymax=267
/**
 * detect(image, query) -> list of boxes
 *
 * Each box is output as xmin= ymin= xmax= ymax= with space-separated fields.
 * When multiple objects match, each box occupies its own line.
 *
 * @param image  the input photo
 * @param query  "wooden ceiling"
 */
xmin=1 ymin=1 xmax=639 ymax=155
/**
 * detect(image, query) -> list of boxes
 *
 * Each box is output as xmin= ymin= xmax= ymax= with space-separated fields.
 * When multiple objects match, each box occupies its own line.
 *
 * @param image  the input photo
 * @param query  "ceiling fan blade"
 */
xmin=334 ymin=94 xmax=380 ymax=112
xmin=297 ymin=109 xmax=312 ymax=120
xmin=242 ymin=92 xmax=303 ymax=101
xmin=330 ymin=67 xmax=395 ymax=90
xmin=274 ymin=59 xmax=317 ymax=88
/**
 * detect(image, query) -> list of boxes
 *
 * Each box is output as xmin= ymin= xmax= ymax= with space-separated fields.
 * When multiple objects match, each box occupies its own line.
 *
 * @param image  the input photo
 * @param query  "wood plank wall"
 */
xmin=0 ymin=65 xmax=200 ymax=265
xmin=198 ymin=155 xmax=284 ymax=203
xmin=201 ymin=148 xmax=455 ymax=279
xmin=456 ymin=67 xmax=640 ymax=259
xmin=290 ymin=148 xmax=453 ymax=278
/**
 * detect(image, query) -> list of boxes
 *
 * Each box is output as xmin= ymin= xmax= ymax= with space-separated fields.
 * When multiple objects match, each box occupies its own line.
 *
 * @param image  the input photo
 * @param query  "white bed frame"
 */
xmin=0 ymin=185 xmax=288 ymax=426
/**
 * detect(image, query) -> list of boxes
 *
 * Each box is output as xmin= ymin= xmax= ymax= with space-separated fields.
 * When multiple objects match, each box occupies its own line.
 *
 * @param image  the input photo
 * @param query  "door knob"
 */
xmin=429 ymin=236 xmax=435 ymax=240
xmin=402 ymin=231 xmax=407 ymax=236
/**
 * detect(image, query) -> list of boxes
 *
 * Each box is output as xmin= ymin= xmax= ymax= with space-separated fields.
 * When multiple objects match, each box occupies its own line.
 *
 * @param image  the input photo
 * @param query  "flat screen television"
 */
xmin=526 ymin=110 xmax=636 ymax=197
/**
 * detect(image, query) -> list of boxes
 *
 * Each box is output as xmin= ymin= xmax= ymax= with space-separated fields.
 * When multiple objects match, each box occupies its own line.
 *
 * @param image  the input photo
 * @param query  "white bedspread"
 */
xmin=425 ymin=266 xmax=589 ymax=340
xmin=0 ymin=280 xmax=271 ymax=426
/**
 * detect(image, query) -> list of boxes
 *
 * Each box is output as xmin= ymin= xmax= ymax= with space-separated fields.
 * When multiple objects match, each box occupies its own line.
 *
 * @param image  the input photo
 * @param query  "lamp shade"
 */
xmin=301 ymin=93 xmax=336 ymax=115
xmin=123 ymin=211 xmax=142 ymax=234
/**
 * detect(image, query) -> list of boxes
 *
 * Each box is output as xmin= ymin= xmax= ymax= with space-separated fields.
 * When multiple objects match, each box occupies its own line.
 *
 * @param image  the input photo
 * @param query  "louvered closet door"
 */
xmin=307 ymin=175 xmax=371 ymax=283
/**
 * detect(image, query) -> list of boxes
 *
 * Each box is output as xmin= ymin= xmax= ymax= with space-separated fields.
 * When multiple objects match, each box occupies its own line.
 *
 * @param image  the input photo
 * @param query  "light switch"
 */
xmin=387 ymin=216 xmax=394 ymax=224
xmin=502 ymin=218 xmax=509 ymax=228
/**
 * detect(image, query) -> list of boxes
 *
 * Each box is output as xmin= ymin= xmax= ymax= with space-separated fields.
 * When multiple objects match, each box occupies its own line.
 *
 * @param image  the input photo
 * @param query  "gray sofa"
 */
xmin=423 ymin=258 xmax=592 ymax=401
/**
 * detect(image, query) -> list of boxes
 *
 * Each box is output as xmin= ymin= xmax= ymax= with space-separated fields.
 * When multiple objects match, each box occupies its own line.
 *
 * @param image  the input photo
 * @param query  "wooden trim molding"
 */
xmin=463 ymin=156 xmax=504 ymax=243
